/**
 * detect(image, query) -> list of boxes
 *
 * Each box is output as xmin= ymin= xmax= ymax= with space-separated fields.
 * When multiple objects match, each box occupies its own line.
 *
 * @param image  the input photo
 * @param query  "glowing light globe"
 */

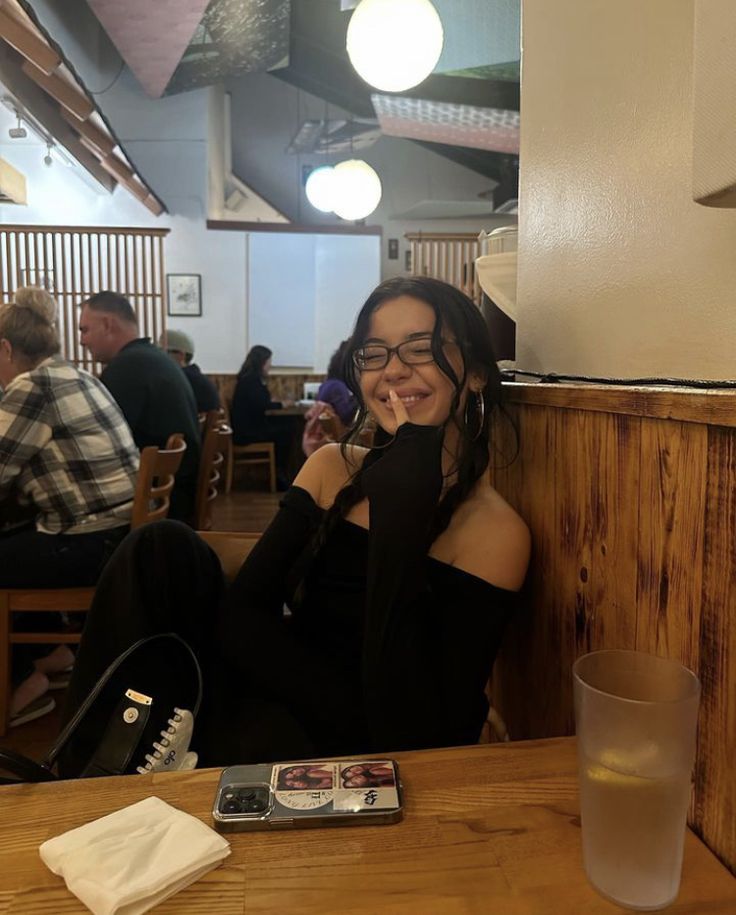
xmin=346 ymin=0 xmax=444 ymax=93
xmin=331 ymin=159 xmax=382 ymax=221
xmin=305 ymin=165 xmax=337 ymax=213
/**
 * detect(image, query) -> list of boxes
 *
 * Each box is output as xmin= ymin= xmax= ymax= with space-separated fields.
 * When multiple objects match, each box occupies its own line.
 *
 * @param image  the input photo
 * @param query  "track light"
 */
xmin=8 ymin=114 xmax=26 ymax=139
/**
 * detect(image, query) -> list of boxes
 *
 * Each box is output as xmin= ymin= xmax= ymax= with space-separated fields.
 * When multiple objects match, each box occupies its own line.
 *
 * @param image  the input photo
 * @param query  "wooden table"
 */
xmin=265 ymin=405 xmax=310 ymax=417
xmin=0 ymin=738 xmax=734 ymax=913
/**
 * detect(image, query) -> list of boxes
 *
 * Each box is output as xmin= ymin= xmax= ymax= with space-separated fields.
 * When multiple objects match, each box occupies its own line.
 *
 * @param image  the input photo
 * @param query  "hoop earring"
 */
xmin=465 ymin=390 xmax=485 ymax=441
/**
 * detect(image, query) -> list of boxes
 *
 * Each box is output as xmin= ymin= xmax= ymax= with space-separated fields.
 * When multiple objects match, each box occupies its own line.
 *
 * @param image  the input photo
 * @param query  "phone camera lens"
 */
xmin=222 ymin=799 xmax=241 ymax=814
xmin=239 ymin=790 xmax=256 ymax=801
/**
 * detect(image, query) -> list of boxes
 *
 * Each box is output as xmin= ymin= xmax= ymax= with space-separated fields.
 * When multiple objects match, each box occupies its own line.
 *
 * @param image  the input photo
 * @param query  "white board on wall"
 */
xmin=248 ymin=233 xmax=316 ymax=366
xmin=247 ymin=231 xmax=380 ymax=369
xmin=314 ymin=234 xmax=381 ymax=373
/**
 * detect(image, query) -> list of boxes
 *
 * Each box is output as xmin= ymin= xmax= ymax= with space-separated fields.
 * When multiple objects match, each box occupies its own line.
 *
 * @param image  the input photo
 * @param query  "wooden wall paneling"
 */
xmin=1 ymin=230 xmax=9 ymax=302
xmin=635 ymin=419 xmax=707 ymax=667
xmin=491 ymin=384 xmax=736 ymax=873
xmin=12 ymin=230 xmax=21 ymax=290
xmin=0 ymin=226 xmax=169 ymax=368
xmin=693 ymin=425 xmax=736 ymax=870
xmin=156 ymin=234 xmax=165 ymax=344
xmin=490 ymin=403 xmax=565 ymax=738
xmin=576 ymin=410 xmax=640 ymax=654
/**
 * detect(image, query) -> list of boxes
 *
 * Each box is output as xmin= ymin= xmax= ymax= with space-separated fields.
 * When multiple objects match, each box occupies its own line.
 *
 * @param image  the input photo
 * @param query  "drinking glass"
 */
xmin=573 ymin=649 xmax=700 ymax=911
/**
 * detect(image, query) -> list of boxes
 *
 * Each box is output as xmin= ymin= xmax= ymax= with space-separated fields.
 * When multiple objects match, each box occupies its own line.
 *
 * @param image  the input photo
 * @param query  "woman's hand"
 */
xmin=387 ymin=388 xmax=410 ymax=426
xmin=362 ymin=390 xmax=443 ymax=513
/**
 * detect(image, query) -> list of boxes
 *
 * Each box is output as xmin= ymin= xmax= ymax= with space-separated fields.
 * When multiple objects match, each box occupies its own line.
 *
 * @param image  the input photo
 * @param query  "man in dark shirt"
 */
xmin=160 ymin=328 xmax=220 ymax=414
xmin=79 ymin=291 xmax=201 ymax=524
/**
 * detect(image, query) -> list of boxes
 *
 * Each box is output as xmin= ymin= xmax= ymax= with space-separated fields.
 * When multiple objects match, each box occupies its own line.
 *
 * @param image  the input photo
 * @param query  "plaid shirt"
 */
xmin=0 ymin=356 xmax=139 ymax=534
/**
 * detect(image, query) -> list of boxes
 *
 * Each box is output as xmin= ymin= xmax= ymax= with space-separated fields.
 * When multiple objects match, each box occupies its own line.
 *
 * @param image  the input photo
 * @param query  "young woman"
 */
xmin=230 ymin=344 xmax=294 ymax=487
xmin=60 ymin=277 xmax=529 ymax=773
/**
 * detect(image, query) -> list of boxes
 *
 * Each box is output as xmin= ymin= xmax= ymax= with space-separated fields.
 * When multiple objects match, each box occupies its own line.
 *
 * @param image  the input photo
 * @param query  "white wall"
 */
xmin=517 ymin=0 xmax=736 ymax=380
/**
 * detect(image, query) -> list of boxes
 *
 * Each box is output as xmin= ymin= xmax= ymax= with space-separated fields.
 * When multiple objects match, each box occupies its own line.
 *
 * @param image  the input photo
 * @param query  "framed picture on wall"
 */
xmin=167 ymin=273 xmax=202 ymax=317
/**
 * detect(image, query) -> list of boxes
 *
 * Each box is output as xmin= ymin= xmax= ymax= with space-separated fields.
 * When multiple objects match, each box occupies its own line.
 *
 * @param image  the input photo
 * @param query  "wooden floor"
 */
xmin=210 ymin=489 xmax=281 ymax=533
xmin=2 ymin=489 xmax=281 ymax=769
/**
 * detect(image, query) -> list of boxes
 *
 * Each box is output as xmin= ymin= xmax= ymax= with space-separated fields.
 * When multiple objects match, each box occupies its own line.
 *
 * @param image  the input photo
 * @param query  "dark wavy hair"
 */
xmin=238 ymin=345 xmax=272 ymax=379
xmin=318 ymin=275 xmax=504 ymax=548
xmin=326 ymin=340 xmax=351 ymax=381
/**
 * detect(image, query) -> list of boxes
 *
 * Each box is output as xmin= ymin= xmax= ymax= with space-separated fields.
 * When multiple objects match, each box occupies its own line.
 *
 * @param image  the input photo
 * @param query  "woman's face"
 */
xmin=262 ymin=357 xmax=272 ymax=376
xmin=357 ymin=295 xmax=468 ymax=436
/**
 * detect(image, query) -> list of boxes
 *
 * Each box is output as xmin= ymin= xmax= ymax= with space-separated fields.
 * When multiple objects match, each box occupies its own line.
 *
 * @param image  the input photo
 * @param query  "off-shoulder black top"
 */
xmin=222 ymin=423 xmax=518 ymax=756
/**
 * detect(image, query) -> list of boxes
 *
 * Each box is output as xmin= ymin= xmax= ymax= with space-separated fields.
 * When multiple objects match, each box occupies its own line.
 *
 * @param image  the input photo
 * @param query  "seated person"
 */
xmin=0 ymin=287 xmax=139 ymax=726
xmin=230 ymin=345 xmax=293 ymax=486
xmin=59 ymin=277 xmax=530 ymax=775
xmin=78 ymin=291 xmax=200 ymax=524
xmin=317 ymin=340 xmax=357 ymax=426
xmin=302 ymin=341 xmax=358 ymax=456
xmin=160 ymin=328 xmax=220 ymax=414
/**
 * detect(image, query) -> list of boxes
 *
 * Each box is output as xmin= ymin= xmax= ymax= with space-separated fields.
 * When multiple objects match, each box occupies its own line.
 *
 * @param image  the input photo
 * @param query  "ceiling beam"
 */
xmin=0 ymin=44 xmax=116 ymax=191
xmin=0 ymin=4 xmax=60 ymax=74
xmin=21 ymin=58 xmax=94 ymax=121
xmin=60 ymin=107 xmax=115 ymax=157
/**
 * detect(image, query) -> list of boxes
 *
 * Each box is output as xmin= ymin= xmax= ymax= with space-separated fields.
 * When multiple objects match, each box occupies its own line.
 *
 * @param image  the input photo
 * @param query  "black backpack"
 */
xmin=0 ymin=632 xmax=202 ymax=784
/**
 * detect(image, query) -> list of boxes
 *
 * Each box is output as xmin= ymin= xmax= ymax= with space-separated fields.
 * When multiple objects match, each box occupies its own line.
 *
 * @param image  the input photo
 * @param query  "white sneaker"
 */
xmin=136 ymin=708 xmax=196 ymax=774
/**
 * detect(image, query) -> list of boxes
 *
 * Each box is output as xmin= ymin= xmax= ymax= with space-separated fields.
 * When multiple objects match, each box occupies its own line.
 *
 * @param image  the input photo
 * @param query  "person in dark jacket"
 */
xmin=230 ymin=345 xmax=293 ymax=484
xmin=160 ymin=328 xmax=220 ymax=414
xmin=79 ymin=291 xmax=200 ymax=524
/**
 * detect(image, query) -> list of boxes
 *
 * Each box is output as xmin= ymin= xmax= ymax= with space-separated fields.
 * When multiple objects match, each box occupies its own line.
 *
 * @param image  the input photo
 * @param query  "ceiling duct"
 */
xmin=286 ymin=117 xmax=380 ymax=155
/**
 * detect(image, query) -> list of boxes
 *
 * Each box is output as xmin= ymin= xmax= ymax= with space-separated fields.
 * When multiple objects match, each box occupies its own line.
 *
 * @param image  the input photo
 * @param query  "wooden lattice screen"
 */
xmin=405 ymin=232 xmax=482 ymax=306
xmin=0 ymin=224 xmax=169 ymax=370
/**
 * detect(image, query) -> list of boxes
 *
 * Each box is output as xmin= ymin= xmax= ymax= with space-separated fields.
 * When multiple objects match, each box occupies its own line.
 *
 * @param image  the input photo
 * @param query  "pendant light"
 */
xmin=305 ymin=165 xmax=337 ymax=213
xmin=346 ymin=0 xmax=444 ymax=93
xmin=331 ymin=158 xmax=382 ymax=221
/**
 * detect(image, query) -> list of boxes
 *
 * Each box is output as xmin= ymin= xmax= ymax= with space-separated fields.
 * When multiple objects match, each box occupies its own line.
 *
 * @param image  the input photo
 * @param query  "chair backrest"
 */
xmin=201 ymin=408 xmax=226 ymax=438
xmin=193 ymin=419 xmax=233 ymax=531
xmin=130 ymin=433 xmax=187 ymax=529
xmin=198 ymin=530 xmax=261 ymax=582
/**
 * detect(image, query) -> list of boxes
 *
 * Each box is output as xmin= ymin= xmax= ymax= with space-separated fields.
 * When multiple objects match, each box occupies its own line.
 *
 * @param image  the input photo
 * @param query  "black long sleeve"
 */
xmin=361 ymin=423 xmax=516 ymax=751
xmin=221 ymin=488 xmax=358 ymax=735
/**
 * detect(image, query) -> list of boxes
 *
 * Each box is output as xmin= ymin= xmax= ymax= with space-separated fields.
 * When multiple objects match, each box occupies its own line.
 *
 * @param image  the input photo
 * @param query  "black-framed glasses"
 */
xmin=352 ymin=335 xmax=440 ymax=371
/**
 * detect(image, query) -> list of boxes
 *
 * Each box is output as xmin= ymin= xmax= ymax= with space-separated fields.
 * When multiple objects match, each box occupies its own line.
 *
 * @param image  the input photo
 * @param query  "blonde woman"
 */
xmin=0 ymin=287 xmax=139 ymax=726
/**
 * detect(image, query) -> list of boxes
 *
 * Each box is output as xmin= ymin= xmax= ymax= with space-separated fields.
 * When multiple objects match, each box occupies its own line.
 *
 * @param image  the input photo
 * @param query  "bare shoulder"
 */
xmin=293 ymin=443 xmax=369 ymax=510
xmin=446 ymin=481 xmax=531 ymax=592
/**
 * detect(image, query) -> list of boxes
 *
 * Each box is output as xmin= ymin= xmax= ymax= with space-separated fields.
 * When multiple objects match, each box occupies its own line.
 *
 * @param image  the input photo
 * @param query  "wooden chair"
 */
xmin=226 ymin=442 xmax=277 ymax=494
xmin=0 ymin=434 xmax=188 ymax=735
xmin=199 ymin=530 xmax=261 ymax=582
xmin=130 ymin=433 xmax=186 ymax=528
xmin=193 ymin=420 xmax=232 ymax=531
xmin=218 ymin=400 xmax=277 ymax=494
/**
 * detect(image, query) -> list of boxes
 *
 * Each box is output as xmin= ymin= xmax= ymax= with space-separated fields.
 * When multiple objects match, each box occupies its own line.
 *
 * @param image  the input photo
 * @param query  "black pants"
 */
xmin=60 ymin=522 xmax=326 ymax=775
xmin=1 ymin=524 xmax=129 ymax=686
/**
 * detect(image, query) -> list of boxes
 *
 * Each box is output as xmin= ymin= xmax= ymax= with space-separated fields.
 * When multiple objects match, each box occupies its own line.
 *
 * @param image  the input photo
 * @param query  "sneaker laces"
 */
xmin=135 ymin=708 xmax=197 ymax=774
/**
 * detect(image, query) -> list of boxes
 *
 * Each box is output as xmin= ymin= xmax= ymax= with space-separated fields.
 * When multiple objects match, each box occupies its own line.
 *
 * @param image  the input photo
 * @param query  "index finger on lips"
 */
xmin=389 ymin=389 xmax=409 ymax=426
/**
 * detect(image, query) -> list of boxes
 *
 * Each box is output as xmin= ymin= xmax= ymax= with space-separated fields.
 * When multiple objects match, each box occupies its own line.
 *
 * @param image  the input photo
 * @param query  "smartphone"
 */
xmin=212 ymin=758 xmax=403 ymax=832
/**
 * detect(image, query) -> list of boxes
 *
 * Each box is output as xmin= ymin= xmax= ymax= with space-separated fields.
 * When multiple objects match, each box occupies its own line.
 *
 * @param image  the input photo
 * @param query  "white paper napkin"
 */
xmin=39 ymin=795 xmax=230 ymax=915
